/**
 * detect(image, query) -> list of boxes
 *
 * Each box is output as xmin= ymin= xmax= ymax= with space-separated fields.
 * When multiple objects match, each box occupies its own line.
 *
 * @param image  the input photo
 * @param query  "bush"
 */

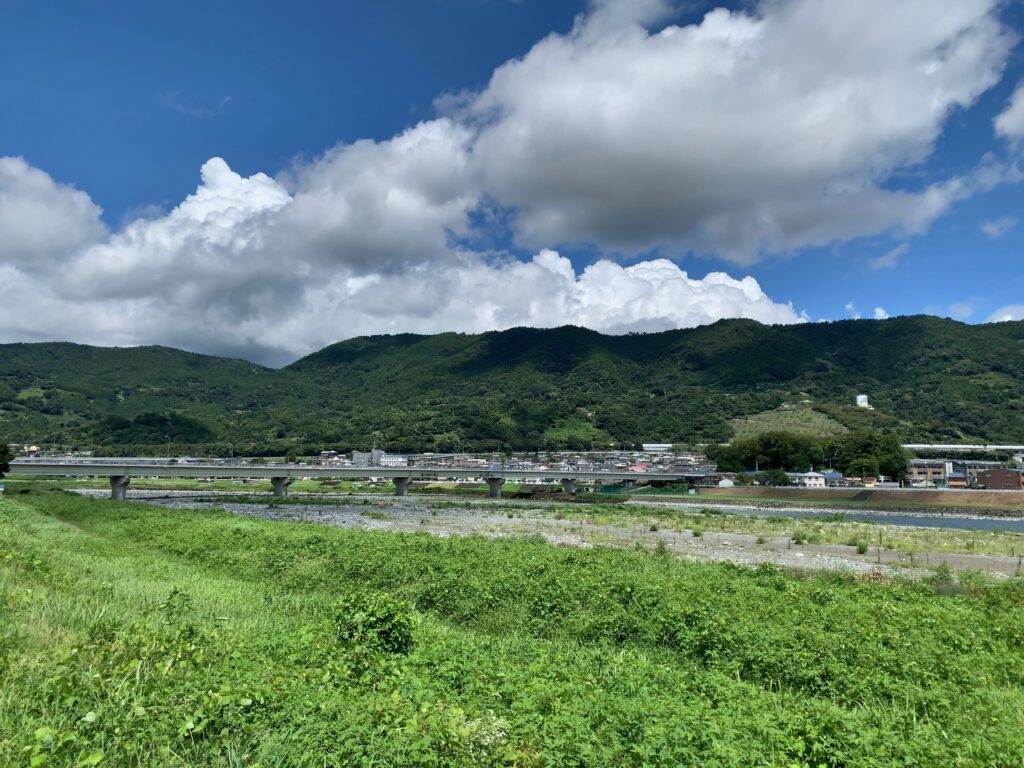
xmin=755 ymin=468 xmax=792 ymax=487
xmin=334 ymin=591 xmax=414 ymax=655
xmin=856 ymin=541 xmax=869 ymax=555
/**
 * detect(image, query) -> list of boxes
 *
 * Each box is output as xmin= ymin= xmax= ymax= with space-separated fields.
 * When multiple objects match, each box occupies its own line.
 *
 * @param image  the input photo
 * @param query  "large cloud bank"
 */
xmin=1 ymin=0 xmax=1019 ymax=364
xmin=469 ymin=0 xmax=1014 ymax=260
xmin=0 ymin=152 xmax=803 ymax=364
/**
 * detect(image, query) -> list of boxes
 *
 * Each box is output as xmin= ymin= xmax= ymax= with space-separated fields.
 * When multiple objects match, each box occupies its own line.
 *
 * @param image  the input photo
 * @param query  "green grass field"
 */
xmin=3 ymin=490 xmax=1024 ymax=766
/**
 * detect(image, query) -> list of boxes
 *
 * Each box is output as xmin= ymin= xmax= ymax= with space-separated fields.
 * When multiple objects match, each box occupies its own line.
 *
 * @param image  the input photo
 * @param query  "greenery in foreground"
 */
xmin=4 ymin=316 xmax=1024 ymax=454
xmin=3 ymin=492 xmax=1024 ymax=765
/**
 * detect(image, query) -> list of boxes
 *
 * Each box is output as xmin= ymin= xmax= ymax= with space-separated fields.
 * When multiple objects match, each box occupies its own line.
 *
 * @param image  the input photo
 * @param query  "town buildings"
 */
xmin=786 ymin=471 xmax=827 ymax=488
xmin=974 ymin=467 xmax=1024 ymax=491
xmin=908 ymin=459 xmax=948 ymax=486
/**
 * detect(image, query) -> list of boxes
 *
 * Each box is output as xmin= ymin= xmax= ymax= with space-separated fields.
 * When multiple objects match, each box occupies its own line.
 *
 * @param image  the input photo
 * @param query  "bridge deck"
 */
xmin=9 ymin=461 xmax=689 ymax=483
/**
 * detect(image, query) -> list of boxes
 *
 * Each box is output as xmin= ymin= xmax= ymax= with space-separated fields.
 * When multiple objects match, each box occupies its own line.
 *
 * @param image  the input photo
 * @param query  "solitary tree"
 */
xmin=847 ymin=456 xmax=880 ymax=478
xmin=755 ymin=468 xmax=791 ymax=487
xmin=0 ymin=442 xmax=12 ymax=479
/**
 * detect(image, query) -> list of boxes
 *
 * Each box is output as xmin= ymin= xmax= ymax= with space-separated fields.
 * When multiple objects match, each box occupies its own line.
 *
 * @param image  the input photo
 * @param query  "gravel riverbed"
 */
xmin=75 ymin=489 xmax=979 ymax=577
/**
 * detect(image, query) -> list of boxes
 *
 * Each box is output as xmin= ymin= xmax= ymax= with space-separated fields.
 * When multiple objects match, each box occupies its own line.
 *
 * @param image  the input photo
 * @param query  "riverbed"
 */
xmin=78 ymin=489 xmax=1024 ymax=578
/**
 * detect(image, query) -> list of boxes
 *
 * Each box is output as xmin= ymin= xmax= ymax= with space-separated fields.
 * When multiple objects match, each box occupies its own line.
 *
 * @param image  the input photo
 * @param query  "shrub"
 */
xmin=334 ymin=591 xmax=414 ymax=655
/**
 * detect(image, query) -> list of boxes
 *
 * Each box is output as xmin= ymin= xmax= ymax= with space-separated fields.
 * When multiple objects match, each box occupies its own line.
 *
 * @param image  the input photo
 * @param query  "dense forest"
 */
xmin=1 ymin=316 xmax=1023 ymax=454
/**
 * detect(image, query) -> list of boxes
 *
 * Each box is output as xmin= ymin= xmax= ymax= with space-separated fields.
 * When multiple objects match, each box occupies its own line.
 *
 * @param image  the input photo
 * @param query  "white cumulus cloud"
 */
xmin=988 ymin=305 xmax=1024 ymax=322
xmin=948 ymin=302 xmax=975 ymax=320
xmin=60 ymin=157 xmax=293 ymax=313
xmin=870 ymin=242 xmax=909 ymax=270
xmin=0 ymin=156 xmax=803 ymax=364
xmin=467 ymin=0 xmax=1015 ymax=262
xmin=277 ymin=119 xmax=478 ymax=272
xmin=0 ymin=157 xmax=108 ymax=267
xmin=980 ymin=215 xmax=1017 ymax=239
xmin=995 ymin=80 xmax=1024 ymax=139
xmin=0 ymin=0 xmax=1021 ymax=362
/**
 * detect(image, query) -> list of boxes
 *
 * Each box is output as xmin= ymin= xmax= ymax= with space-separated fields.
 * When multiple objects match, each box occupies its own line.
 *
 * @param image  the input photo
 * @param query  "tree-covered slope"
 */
xmin=0 ymin=342 xmax=311 ymax=453
xmin=2 ymin=316 xmax=1023 ymax=453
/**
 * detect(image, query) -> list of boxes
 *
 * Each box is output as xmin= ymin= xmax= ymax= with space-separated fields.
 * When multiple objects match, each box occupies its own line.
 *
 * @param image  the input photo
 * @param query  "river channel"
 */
xmin=636 ymin=500 xmax=1024 ymax=533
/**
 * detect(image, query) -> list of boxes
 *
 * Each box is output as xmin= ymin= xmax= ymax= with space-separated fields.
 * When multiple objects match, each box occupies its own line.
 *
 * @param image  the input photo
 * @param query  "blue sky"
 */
xmin=1 ymin=1 xmax=580 ymax=216
xmin=1 ymin=0 xmax=1023 ymax=363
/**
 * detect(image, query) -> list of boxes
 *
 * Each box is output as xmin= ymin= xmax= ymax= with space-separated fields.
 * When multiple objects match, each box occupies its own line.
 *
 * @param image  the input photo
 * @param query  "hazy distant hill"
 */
xmin=2 ymin=316 xmax=1023 ymax=454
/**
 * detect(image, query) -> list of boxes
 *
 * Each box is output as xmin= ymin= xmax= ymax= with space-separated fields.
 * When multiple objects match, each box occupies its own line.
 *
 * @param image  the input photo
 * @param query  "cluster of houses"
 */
xmin=907 ymin=459 xmax=1024 ymax=490
xmin=710 ymin=470 xmax=881 ymax=489
xmin=318 ymin=447 xmax=1024 ymax=491
xmin=692 ymin=460 xmax=1024 ymax=491
xmin=12 ymin=440 xmax=1024 ymax=492
xmin=319 ymin=446 xmax=713 ymax=475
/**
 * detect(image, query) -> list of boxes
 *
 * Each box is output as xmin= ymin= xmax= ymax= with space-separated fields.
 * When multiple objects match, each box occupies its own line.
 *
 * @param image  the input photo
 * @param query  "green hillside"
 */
xmin=731 ymin=404 xmax=849 ymax=440
xmin=2 ymin=316 xmax=1023 ymax=453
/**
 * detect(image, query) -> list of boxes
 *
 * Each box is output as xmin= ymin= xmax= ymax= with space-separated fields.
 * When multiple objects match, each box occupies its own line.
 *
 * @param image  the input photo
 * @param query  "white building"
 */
xmin=379 ymin=454 xmax=409 ymax=468
xmin=787 ymin=471 xmax=827 ymax=488
xmin=855 ymin=394 xmax=873 ymax=409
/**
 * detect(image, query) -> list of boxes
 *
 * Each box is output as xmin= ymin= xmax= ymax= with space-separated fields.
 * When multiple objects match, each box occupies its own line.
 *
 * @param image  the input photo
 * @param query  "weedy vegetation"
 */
xmin=2 ymin=490 xmax=1024 ymax=766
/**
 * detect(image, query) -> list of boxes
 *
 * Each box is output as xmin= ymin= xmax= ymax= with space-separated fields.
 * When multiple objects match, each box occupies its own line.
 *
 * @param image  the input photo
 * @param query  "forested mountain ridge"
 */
xmin=2 ymin=316 xmax=1023 ymax=454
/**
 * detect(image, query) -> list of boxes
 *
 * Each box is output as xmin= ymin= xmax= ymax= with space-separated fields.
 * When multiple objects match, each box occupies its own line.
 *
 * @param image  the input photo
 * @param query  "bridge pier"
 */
xmin=110 ymin=475 xmax=130 ymax=500
xmin=393 ymin=478 xmax=411 ymax=497
xmin=485 ymin=478 xmax=505 ymax=499
xmin=561 ymin=478 xmax=577 ymax=494
xmin=271 ymin=477 xmax=293 ymax=498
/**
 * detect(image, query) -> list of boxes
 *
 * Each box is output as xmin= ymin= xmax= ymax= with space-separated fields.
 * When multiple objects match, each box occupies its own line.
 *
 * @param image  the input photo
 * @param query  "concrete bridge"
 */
xmin=8 ymin=460 xmax=690 ymax=500
xmin=902 ymin=444 xmax=1024 ymax=453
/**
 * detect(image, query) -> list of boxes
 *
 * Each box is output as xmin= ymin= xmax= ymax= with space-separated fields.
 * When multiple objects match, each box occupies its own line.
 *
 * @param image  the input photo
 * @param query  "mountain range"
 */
xmin=2 ymin=316 xmax=1022 ymax=454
